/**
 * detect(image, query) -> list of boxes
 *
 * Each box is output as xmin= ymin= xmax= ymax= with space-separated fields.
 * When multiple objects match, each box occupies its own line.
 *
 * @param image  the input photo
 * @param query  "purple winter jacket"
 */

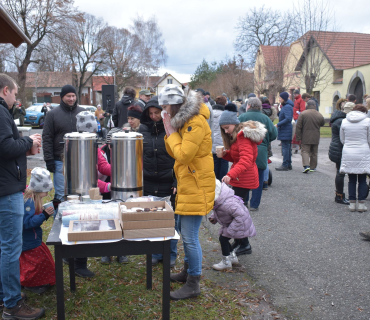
xmin=210 ymin=183 xmax=256 ymax=239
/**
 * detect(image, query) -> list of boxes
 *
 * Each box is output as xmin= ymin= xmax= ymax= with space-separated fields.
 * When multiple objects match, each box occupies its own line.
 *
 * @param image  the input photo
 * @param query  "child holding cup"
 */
xmin=20 ymin=167 xmax=56 ymax=294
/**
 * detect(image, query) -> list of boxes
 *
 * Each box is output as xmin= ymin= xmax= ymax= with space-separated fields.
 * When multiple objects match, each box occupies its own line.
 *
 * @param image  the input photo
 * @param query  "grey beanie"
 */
xmin=158 ymin=84 xmax=185 ymax=105
xmin=29 ymin=167 xmax=53 ymax=193
xmin=76 ymin=111 xmax=98 ymax=133
xmin=219 ymin=103 xmax=240 ymax=126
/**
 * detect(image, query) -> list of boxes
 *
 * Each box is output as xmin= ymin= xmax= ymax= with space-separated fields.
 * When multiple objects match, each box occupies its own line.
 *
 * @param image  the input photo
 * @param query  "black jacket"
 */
xmin=328 ymin=110 xmax=346 ymax=164
xmin=0 ymin=98 xmax=33 ymax=197
xmin=137 ymin=99 xmax=146 ymax=111
xmin=42 ymin=101 xmax=85 ymax=161
xmin=112 ymin=95 xmax=134 ymax=128
xmin=139 ymin=106 xmax=175 ymax=197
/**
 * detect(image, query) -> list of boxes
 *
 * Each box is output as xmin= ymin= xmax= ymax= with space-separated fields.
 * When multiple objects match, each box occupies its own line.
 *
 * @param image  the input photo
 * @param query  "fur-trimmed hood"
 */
xmin=170 ymin=90 xmax=209 ymax=129
xmin=238 ymin=121 xmax=267 ymax=143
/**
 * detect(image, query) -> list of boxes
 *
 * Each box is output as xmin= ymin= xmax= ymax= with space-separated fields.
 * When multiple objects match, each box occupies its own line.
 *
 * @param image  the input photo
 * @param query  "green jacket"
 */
xmin=239 ymin=109 xmax=277 ymax=169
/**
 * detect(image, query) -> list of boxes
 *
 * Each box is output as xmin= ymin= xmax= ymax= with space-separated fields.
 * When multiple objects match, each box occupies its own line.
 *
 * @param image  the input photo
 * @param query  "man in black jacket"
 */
xmin=112 ymin=86 xmax=136 ymax=127
xmin=42 ymin=85 xmax=94 ymax=278
xmin=0 ymin=74 xmax=45 ymax=319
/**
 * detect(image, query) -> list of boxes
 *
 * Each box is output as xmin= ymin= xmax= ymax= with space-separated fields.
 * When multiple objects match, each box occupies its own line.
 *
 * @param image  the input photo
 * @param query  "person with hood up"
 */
xmin=209 ymin=180 xmax=256 ymax=271
xmin=329 ymin=98 xmax=350 ymax=205
xmin=340 ymin=104 xmax=370 ymax=212
xmin=112 ymin=86 xmax=136 ymax=128
xmin=218 ymin=103 xmax=266 ymax=255
xmin=138 ymin=96 xmax=178 ymax=268
xmin=292 ymin=89 xmax=306 ymax=154
xmin=275 ymin=92 xmax=294 ymax=171
xmin=160 ymin=84 xmax=215 ymax=300
xmin=212 ymin=96 xmax=228 ymax=180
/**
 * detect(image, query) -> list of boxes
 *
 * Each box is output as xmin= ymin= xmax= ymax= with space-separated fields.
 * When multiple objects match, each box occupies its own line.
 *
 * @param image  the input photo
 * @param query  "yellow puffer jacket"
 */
xmin=165 ymin=91 xmax=215 ymax=215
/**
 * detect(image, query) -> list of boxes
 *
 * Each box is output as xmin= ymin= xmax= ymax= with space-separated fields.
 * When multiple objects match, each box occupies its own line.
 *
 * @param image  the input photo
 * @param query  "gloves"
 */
xmin=46 ymin=160 xmax=55 ymax=173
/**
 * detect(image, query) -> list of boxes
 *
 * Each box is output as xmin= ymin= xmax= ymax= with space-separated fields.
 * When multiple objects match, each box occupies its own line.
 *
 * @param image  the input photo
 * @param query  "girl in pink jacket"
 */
xmin=209 ymin=180 xmax=256 ymax=271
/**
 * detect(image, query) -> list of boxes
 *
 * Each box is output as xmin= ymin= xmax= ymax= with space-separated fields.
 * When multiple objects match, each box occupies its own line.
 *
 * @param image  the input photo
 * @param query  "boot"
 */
xmin=3 ymin=299 xmax=44 ymax=320
xmin=229 ymin=250 xmax=239 ymax=265
xmin=349 ymin=200 xmax=357 ymax=212
xmin=358 ymin=201 xmax=367 ymax=212
xmin=335 ymin=192 xmax=350 ymax=205
xmin=212 ymin=256 xmax=232 ymax=271
xmin=170 ymin=262 xmax=188 ymax=283
xmin=170 ymin=275 xmax=201 ymax=300
xmin=235 ymin=238 xmax=252 ymax=256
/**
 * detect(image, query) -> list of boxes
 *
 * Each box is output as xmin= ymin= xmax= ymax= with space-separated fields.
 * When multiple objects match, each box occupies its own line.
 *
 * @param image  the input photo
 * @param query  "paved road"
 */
xmin=204 ymin=138 xmax=370 ymax=320
xmin=25 ymin=128 xmax=45 ymax=169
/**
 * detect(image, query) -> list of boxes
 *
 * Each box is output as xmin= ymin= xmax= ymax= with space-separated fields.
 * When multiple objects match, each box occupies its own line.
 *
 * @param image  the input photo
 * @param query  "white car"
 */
xmin=79 ymin=105 xmax=97 ymax=114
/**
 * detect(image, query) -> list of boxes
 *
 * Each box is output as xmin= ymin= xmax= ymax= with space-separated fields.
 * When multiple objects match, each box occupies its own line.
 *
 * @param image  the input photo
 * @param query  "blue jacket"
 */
xmin=23 ymin=198 xmax=49 ymax=251
xmin=277 ymin=100 xmax=293 ymax=141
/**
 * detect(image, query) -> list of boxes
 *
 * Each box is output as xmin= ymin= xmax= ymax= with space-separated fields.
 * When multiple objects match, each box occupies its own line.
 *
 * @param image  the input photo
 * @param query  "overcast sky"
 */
xmin=74 ymin=0 xmax=370 ymax=83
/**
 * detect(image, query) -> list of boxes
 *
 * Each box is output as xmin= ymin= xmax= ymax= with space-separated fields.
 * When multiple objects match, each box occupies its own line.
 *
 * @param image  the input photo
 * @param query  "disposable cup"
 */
xmin=42 ymin=202 xmax=53 ymax=210
xmin=81 ymin=195 xmax=91 ymax=203
xmin=67 ymin=195 xmax=80 ymax=201
xmin=216 ymin=146 xmax=224 ymax=155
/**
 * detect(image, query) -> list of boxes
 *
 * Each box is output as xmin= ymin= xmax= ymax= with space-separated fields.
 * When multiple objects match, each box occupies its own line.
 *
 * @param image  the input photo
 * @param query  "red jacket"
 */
xmin=223 ymin=131 xmax=259 ymax=189
xmin=293 ymin=95 xmax=306 ymax=120
xmin=97 ymin=145 xmax=111 ymax=194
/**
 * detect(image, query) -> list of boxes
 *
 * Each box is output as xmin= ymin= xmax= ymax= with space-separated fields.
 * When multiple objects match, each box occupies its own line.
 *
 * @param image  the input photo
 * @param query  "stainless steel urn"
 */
xmin=110 ymin=131 xmax=144 ymax=201
xmin=63 ymin=132 xmax=98 ymax=196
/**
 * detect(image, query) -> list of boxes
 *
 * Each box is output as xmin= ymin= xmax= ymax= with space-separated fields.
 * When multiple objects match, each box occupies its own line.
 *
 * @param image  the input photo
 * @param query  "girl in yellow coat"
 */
xmin=160 ymin=84 xmax=215 ymax=300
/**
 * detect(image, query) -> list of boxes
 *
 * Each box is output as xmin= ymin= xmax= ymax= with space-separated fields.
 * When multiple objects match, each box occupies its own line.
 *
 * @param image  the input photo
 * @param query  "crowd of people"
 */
xmin=2 ymin=68 xmax=370 ymax=319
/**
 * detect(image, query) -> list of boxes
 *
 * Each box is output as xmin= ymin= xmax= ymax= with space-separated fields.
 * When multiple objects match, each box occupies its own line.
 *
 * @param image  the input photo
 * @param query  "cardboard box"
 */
xmin=68 ymin=219 xmax=122 ymax=241
xmin=121 ymin=219 xmax=175 ymax=230
xmin=123 ymin=228 xmax=175 ymax=239
xmin=120 ymin=201 xmax=174 ymax=221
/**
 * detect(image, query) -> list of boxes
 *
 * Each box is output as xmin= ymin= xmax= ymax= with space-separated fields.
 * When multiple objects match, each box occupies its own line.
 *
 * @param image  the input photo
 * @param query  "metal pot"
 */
xmin=110 ymin=131 xmax=143 ymax=201
xmin=63 ymin=132 xmax=98 ymax=196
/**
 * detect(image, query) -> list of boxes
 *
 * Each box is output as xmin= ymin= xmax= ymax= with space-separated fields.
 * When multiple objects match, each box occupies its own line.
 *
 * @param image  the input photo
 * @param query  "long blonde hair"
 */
xmin=24 ymin=189 xmax=43 ymax=213
xmin=220 ymin=123 xmax=244 ymax=150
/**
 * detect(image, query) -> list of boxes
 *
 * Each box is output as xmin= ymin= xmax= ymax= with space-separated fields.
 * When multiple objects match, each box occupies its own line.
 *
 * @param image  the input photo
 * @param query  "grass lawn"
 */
xmin=25 ymin=172 xmax=255 ymax=319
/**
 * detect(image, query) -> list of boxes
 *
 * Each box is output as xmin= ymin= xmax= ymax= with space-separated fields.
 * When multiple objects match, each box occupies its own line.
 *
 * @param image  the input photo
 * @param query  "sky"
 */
xmin=74 ymin=0 xmax=370 ymax=84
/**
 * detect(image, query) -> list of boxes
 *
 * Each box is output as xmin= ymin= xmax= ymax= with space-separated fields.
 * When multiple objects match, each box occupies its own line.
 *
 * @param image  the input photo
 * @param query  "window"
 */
xmin=167 ymin=79 xmax=173 ymax=84
xmin=313 ymin=91 xmax=320 ymax=105
xmin=54 ymin=92 xmax=60 ymax=96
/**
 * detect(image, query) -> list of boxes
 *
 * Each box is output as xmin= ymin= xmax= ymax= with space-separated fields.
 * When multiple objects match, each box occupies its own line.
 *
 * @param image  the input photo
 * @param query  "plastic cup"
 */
xmin=81 ymin=195 xmax=91 ymax=203
xmin=42 ymin=202 xmax=53 ymax=210
xmin=216 ymin=146 xmax=224 ymax=156
xmin=67 ymin=195 xmax=80 ymax=202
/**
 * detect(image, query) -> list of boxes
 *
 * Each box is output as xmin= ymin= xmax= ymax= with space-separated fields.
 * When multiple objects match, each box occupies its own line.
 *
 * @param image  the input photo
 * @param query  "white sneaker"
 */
xmin=349 ymin=201 xmax=357 ymax=212
xmin=358 ymin=201 xmax=367 ymax=212
xmin=229 ymin=250 xmax=239 ymax=265
xmin=212 ymin=256 xmax=232 ymax=271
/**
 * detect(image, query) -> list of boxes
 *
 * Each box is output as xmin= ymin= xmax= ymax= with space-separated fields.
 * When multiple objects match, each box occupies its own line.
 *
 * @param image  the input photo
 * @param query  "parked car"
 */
xmin=79 ymin=105 xmax=97 ymax=114
xmin=24 ymin=105 xmax=46 ymax=128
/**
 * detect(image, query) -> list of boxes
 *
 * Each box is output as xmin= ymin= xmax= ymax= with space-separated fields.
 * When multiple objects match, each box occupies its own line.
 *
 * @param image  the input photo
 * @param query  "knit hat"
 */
xmin=127 ymin=104 xmax=143 ymax=119
xmin=158 ymin=84 xmax=185 ymax=105
xmin=106 ymin=127 xmax=123 ymax=144
xmin=76 ymin=111 xmax=98 ymax=133
xmin=29 ymin=167 xmax=53 ymax=193
xmin=293 ymin=89 xmax=300 ymax=95
xmin=146 ymin=96 xmax=161 ymax=110
xmin=219 ymin=103 xmax=240 ymax=126
xmin=195 ymin=88 xmax=206 ymax=96
xmin=343 ymin=102 xmax=355 ymax=114
xmin=60 ymin=85 xmax=77 ymax=98
xmin=248 ymin=93 xmax=256 ymax=98
xmin=280 ymin=92 xmax=289 ymax=101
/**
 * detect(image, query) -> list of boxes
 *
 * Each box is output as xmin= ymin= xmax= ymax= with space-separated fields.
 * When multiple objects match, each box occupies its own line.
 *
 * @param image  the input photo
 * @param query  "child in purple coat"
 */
xmin=209 ymin=180 xmax=256 ymax=271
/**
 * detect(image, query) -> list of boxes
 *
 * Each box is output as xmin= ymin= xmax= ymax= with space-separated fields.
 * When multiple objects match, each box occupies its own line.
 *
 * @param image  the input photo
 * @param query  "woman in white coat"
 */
xmin=340 ymin=105 xmax=370 ymax=212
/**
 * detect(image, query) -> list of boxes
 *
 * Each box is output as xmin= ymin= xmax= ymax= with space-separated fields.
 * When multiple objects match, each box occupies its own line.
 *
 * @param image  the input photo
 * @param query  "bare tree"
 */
xmin=101 ymin=26 xmax=141 ymax=94
xmin=234 ymin=6 xmax=296 ymax=65
xmin=130 ymin=16 xmax=167 ymax=88
xmin=1 ymin=0 xmax=79 ymax=105
xmin=60 ymin=13 xmax=108 ymax=103
xmin=292 ymin=0 xmax=337 ymax=94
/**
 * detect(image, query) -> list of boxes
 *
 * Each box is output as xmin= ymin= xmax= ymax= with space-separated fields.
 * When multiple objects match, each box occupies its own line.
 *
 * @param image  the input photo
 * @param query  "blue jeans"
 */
xmin=213 ymin=154 xmax=229 ymax=181
xmin=281 ymin=140 xmax=292 ymax=168
xmin=177 ymin=215 xmax=203 ymax=276
xmin=0 ymin=192 xmax=24 ymax=308
xmin=54 ymin=160 xmax=64 ymax=201
xmin=153 ymin=214 xmax=179 ymax=261
xmin=245 ymin=168 xmax=265 ymax=209
xmin=348 ymin=174 xmax=368 ymax=201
